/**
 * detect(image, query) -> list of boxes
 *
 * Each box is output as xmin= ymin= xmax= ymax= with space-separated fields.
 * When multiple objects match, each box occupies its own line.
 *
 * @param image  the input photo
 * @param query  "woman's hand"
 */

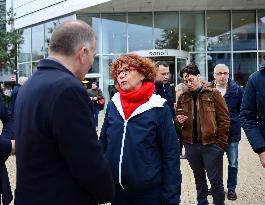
xmin=176 ymin=115 xmax=188 ymax=124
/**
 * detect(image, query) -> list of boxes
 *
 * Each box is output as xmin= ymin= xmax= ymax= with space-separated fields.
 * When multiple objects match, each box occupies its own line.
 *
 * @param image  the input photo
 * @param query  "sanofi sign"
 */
xmin=131 ymin=49 xmax=189 ymax=59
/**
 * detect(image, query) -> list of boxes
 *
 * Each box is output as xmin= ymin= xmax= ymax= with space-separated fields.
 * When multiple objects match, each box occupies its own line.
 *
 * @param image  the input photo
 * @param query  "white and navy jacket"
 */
xmin=100 ymin=93 xmax=181 ymax=204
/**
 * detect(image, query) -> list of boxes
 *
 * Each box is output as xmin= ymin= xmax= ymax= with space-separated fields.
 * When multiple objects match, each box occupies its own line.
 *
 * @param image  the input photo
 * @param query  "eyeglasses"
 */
xmin=116 ymin=66 xmax=136 ymax=76
xmin=183 ymin=78 xmax=196 ymax=85
xmin=215 ymin=72 xmax=229 ymax=76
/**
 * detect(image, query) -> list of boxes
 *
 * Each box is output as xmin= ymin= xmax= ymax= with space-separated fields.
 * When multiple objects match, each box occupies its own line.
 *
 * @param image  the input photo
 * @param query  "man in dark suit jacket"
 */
xmin=14 ymin=20 xmax=115 ymax=205
xmin=154 ymin=61 xmax=175 ymax=118
xmin=0 ymin=93 xmax=15 ymax=205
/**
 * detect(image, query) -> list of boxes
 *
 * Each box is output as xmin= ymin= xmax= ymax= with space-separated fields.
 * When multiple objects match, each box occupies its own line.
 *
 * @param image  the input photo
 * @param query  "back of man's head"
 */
xmin=49 ymin=20 xmax=95 ymax=56
xmin=180 ymin=64 xmax=200 ymax=78
xmin=18 ymin=76 xmax=28 ymax=85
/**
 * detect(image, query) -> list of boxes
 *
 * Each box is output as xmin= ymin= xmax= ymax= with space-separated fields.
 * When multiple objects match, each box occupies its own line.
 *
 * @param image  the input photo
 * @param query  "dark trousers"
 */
xmin=184 ymin=143 xmax=225 ymax=205
xmin=112 ymin=184 xmax=161 ymax=205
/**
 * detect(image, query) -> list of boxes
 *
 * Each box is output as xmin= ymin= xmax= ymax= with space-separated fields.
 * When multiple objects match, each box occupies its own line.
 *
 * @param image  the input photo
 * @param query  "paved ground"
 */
xmin=5 ymin=111 xmax=265 ymax=204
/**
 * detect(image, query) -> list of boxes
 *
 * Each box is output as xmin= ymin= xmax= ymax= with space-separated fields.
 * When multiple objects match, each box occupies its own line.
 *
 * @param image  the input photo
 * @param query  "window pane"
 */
xmin=88 ymin=56 xmax=99 ymax=74
xmin=154 ymin=12 xmax=179 ymax=49
xmin=207 ymin=11 xmax=231 ymax=51
xmin=232 ymin=11 xmax=256 ymax=51
xmin=128 ymin=12 xmax=153 ymax=52
xmin=32 ymin=61 xmax=40 ymax=74
xmin=45 ymin=20 xmax=59 ymax=57
xmin=258 ymin=10 xmax=265 ymax=50
xmin=18 ymin=63 xmax=31 ymax=77
xmin=77 ymin=14 xmax=101 ymax=54
xmin=32 ymin=24 xmax=44 ymax=61
xmin=102 ymin=55 xmax=118 ymax=103
xmin=190 ymin=53 xmax=206 ymax=80
xmin=258 ymin=52 xmax=265 ymax=67
xmin=181 ymin=12 xmax=205 ymax=52
xmin=102 ymin=14 xmax=127 ymax=54
xmin=207 ymin=53 xmax=231 ymax=82
xmin=18 ymin=28 xmax=31 ymax=63
xmin=233 ymin=52 xmax=257 ymax=86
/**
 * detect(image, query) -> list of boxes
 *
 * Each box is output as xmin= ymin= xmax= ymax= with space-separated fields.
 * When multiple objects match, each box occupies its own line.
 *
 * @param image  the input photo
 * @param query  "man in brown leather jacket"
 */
xmin=176 ymin=64 xmax=230 ymax=205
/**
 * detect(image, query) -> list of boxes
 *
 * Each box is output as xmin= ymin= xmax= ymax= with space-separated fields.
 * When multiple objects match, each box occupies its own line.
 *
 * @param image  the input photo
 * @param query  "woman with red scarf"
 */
xmin=100 ymin=54 xmax=181 ymax=205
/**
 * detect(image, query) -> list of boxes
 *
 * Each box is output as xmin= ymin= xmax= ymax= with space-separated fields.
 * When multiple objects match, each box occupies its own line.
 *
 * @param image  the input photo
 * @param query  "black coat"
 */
xmin=0 ymin=94 xmax=14 ymax=205
xmin=14 ymin=59 xmax=114 ymax=205
xmin=154 ymin=82 xmax=175 ymax=118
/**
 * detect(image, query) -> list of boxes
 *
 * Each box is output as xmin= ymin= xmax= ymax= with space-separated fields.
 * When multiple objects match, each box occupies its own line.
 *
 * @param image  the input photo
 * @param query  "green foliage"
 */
xmin=0 ymin=7 xmax=24 ymax=69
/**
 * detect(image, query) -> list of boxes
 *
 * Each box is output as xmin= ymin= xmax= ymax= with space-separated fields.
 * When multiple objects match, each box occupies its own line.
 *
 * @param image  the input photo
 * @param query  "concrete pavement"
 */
xmin=5 ymin=111 xmax=265 ymax=204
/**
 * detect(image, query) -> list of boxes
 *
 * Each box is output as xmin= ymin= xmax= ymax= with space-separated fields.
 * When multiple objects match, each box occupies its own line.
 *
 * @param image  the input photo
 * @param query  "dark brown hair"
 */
xmin=179 ymin=63 xmax=200 ymax=78
xmin=111 ymin=54 xmax=157 ymax=82
xmin=49 ymin=20 xmax=95 ymax=56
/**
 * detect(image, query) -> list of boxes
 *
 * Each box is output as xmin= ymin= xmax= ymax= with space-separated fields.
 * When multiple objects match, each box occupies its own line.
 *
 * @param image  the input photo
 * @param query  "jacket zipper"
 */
xmin=118 ymin=120 xmax=127 ymax=189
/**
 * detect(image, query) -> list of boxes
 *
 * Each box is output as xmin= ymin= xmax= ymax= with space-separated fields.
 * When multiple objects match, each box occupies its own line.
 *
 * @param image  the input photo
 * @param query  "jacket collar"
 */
xmin=37 ymin=58 xmax=74 ymax=77
xmin=111 ymin=93 xmax=166 ymax=121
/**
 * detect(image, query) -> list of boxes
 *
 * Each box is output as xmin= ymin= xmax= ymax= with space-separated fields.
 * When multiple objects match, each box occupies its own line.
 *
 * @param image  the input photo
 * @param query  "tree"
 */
xmin=0 ymin=7 xmax=23 ymax=70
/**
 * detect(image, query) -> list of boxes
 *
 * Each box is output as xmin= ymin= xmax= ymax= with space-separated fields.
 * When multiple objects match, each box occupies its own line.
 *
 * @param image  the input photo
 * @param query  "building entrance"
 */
xmin=131 ymin=49 xmax=189 ymax=86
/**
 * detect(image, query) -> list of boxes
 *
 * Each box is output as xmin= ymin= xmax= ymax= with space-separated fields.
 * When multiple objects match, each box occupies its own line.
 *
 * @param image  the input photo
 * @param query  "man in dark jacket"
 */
xmin=212 ymin=64 xmax=243 ymax=201
xmin=240 ymin=62 xmax=265 ymax=169
xmin=14 ymin=20 xmax=114 ymax=205
xmin=0 ymin=94 xmax=15 ymax=205
xmin=155 ymin=61 xmax=175 ymax=118
xmin=8 ymin=76 xmax=28 ymax=116
xmin=176 ymin=64 xmax=230 ymax=205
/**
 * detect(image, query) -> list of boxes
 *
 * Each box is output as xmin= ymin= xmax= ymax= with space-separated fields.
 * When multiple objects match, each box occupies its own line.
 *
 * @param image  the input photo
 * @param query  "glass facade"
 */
xmin=17 ymin=15 xmax=74 ymax=78
xmin=16 ymin=10 xmax=265 ymax=102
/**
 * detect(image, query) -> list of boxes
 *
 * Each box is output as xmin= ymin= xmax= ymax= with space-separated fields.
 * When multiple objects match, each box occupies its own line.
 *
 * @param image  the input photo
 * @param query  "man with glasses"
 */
xmin=176 ymin=64 xmax=230 ymax=205
xmin=211 ymin=64 xmax=243 ymax=201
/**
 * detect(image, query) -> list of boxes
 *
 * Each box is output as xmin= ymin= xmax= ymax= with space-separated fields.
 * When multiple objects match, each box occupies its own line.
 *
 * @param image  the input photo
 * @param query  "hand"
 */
xmin=11 ymin=140 xmax=15 ymax=155
xmin=259 ymin=151 xmax=265 ymax=168
xmin=176 ymin=115 xmax=188 ymax=124
xmin=93 ymin=97 xmax=97 ymax=101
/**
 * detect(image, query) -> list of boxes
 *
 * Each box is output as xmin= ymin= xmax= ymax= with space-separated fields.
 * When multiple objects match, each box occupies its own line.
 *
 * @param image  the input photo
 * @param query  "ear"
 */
xmin=140 ymin=73 xmax=145 ymax=81
xmin=78 ymin=46 xmax=87 ymax=64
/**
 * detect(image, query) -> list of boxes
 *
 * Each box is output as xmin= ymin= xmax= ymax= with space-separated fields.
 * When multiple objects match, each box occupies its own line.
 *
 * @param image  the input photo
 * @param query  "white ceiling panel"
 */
xmin=78 ymin=0 xmax=265 ymax=13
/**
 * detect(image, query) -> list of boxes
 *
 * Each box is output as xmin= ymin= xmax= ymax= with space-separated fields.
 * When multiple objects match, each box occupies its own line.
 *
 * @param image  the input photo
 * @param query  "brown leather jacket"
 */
xmin=176 ymin=83 xmax=230 ymax=150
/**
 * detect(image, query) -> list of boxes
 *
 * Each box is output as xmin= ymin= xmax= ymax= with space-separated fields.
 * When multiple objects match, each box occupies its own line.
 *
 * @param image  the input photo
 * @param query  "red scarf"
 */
xmin=118 ymin=82 xmax=155 ymax=120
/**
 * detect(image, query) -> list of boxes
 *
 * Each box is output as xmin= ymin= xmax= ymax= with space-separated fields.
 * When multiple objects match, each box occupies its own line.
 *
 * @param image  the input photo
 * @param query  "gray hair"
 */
xmin=175 ymin=83 xmax=188 ymax=92
xmin=213 ymin=64 xmax=229 ymax=75
xmin=49 ymin=20 xmax=96 ymax=56
xmin=18 ymin=76 xmax=28 ymax=85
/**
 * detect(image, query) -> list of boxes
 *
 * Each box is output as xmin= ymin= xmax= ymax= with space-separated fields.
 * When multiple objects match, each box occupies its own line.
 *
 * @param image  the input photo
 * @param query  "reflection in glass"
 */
xmin=154 ymin=12 xmax=179 ymax=49
xmin=190 ymin=53 xmax=206 ymax=80
xmin=18 ymin=63 xmax=31 ymax=77
xmin=45 ymin=20 xmax=58 ymax=57
xmin=258 ymin=10 xmax=265 ymax=50
xmin=180 ymin=12 xmax=205 ymax=52
xmin=18 ymin=28 xmax=31 ymax=63
xmin=89 ymin=56 xmax=99 ymax=74
xmin=128 ymin=13 xmax=153 ymax=52
xmin=233 ymin=52 xmax=257 ymax=86
xmin=258 ymin=52 xmax=265 ymax=67
xmin=32 ymin=61 xmax=40 ymax=73
xmin=207 ymin=53 xmax=231 ymax=82
xmin=32 ymin=24 xmax=44 ymax=61
xmin=232 ymin=11 xmax=256 ymax=50
xmin=77 ymin=14 xmax=101 ymax=53
xmin=102 ymin=14 xmax=127 ymax=54
xmin=207 ymin=11 xmax=231 ymax=51
xmin=102 ymin=55 xmax=118 ymax=104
